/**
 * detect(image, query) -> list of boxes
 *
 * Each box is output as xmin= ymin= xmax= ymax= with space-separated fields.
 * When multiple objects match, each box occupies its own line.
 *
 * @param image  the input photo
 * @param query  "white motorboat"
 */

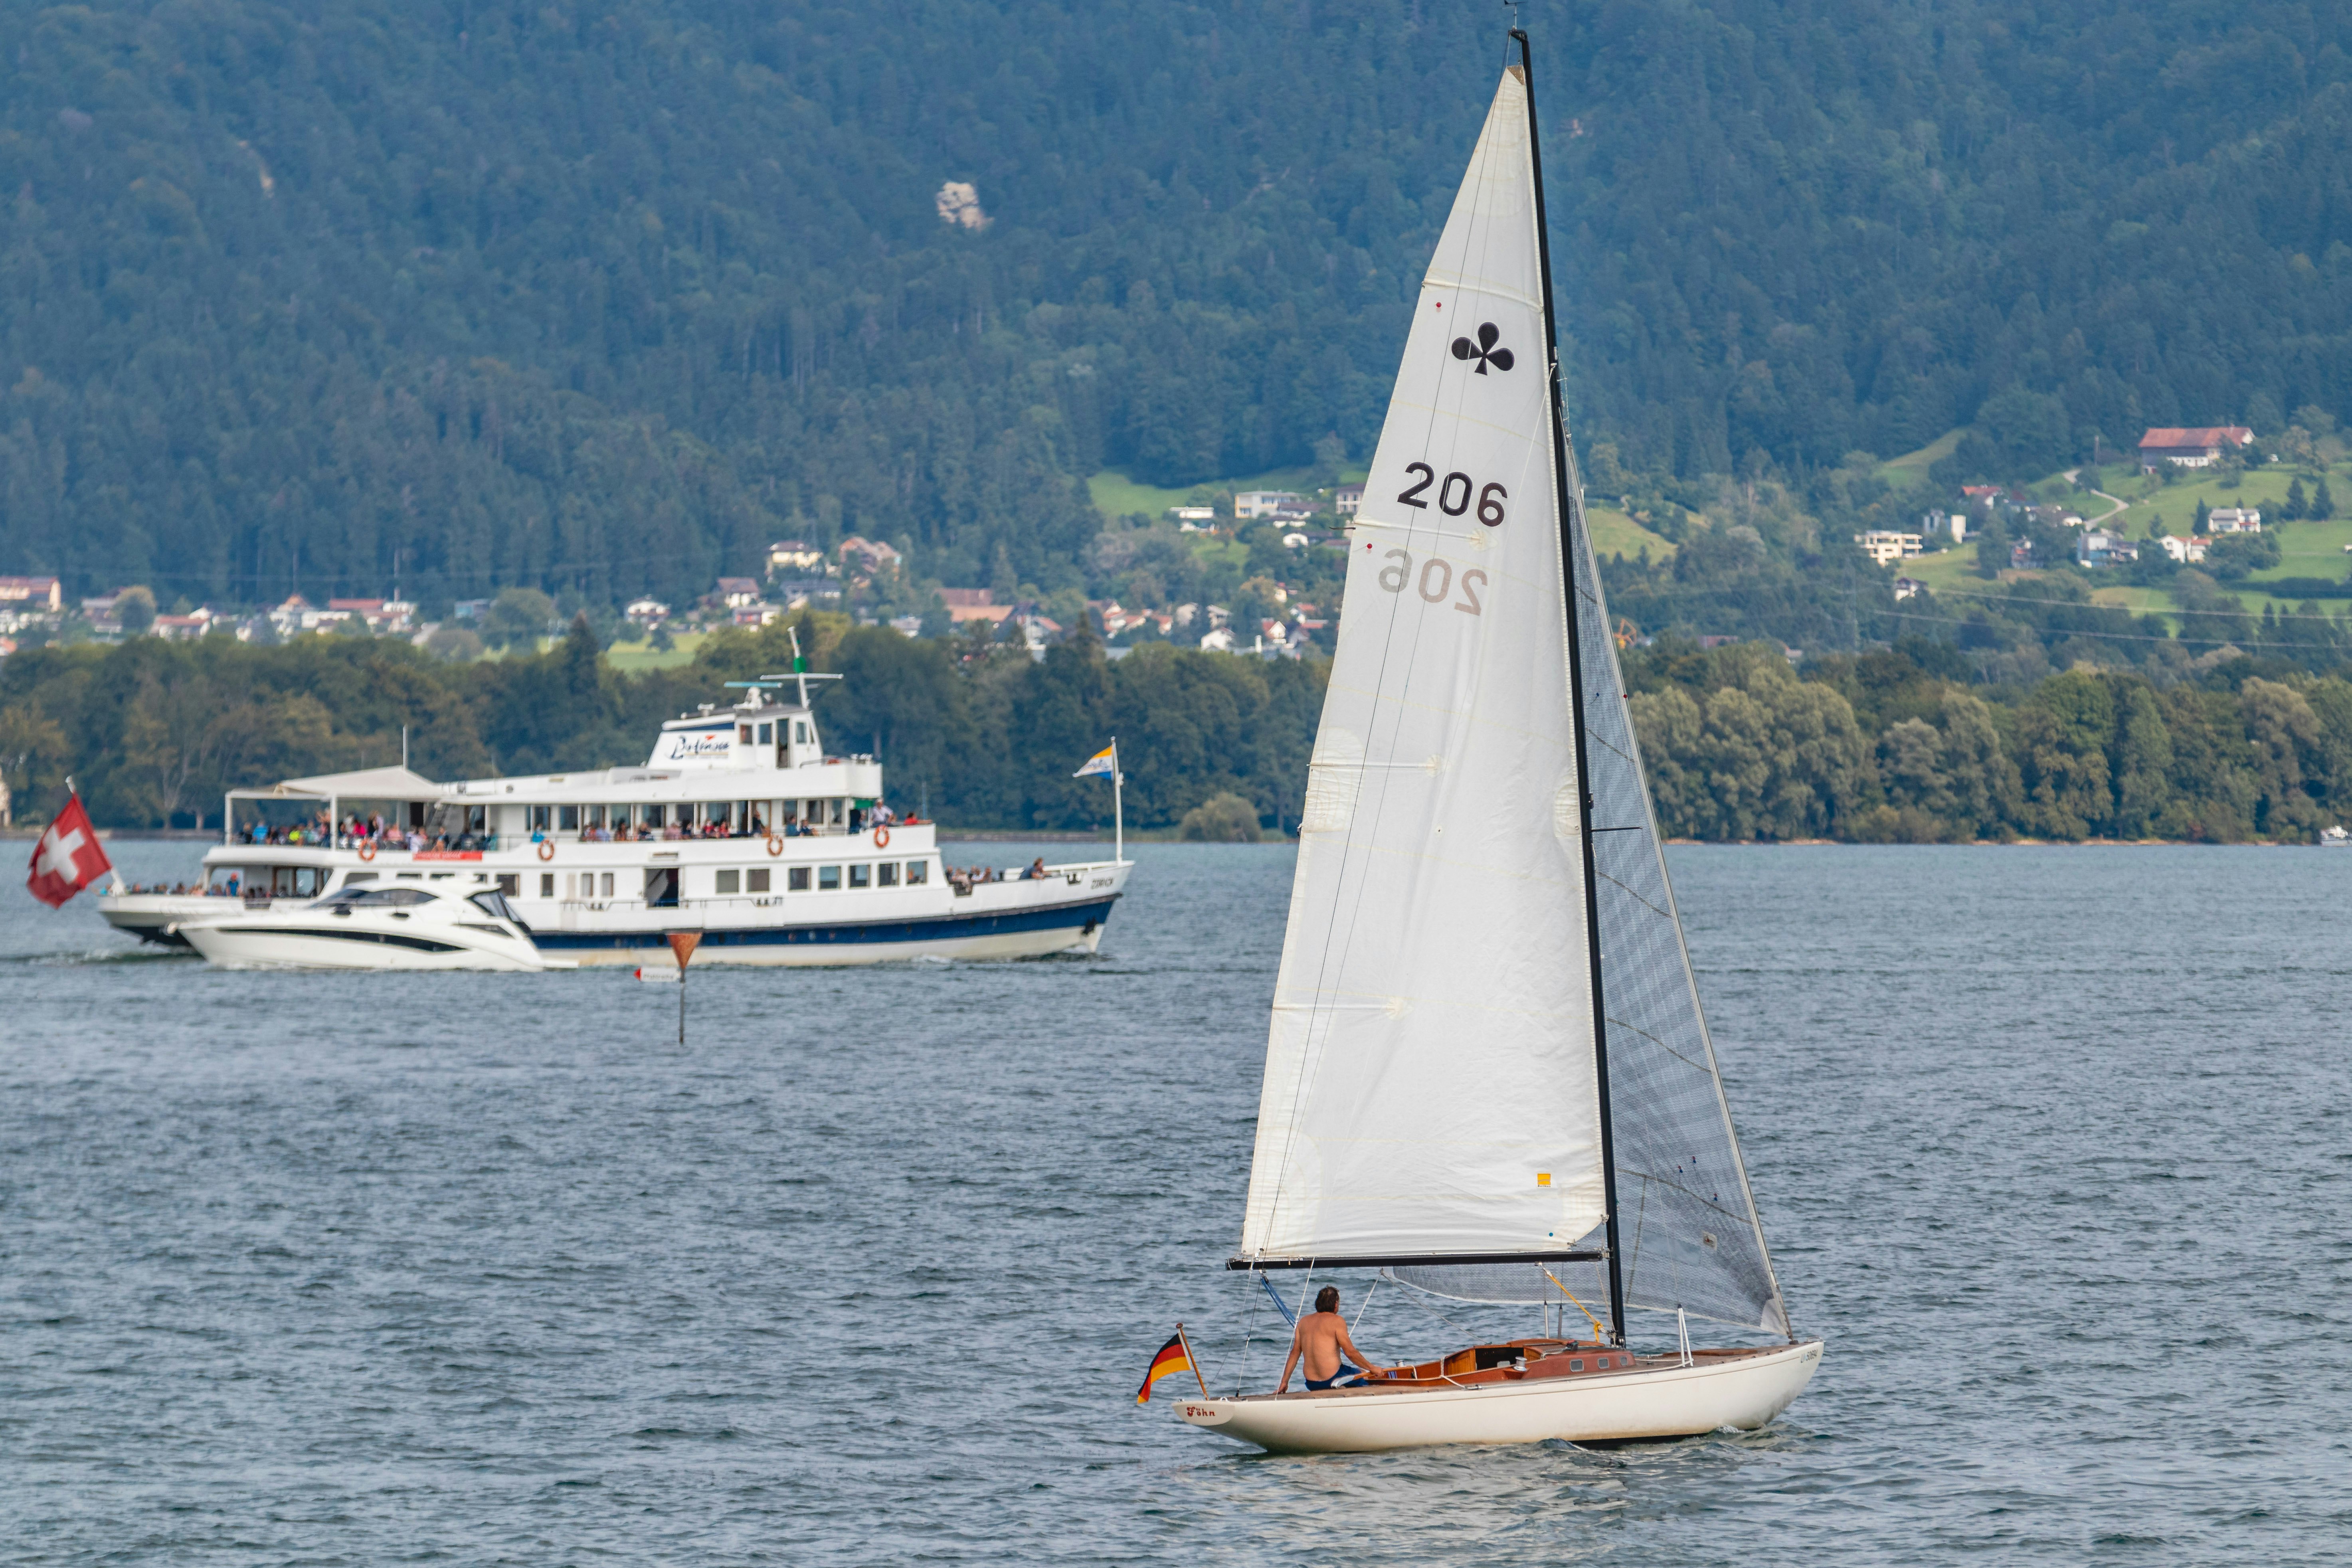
xmin=177 ymin=880 xmax=573 ymax=971
xmin=1167 ymin=34 xmax=1819 ymax=1455
xmin=99 ymin=668 xmax=1131 ymax=966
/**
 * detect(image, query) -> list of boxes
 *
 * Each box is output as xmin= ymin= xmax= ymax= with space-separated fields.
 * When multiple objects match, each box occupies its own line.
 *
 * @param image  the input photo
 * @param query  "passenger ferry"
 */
xmin=99 ymin=673 xmax=1131 ymax=965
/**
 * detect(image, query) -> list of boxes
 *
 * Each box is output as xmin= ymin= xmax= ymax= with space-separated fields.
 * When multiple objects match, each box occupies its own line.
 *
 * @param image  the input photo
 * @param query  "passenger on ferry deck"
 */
xmin=1026 ymin=857 xmax=1046 ymax=880
xmin=749 ymin=813 xmax=765 ymax=837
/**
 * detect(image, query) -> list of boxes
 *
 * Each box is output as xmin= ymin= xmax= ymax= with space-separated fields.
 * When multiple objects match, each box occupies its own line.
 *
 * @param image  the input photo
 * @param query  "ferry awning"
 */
xmin=229 ymin=765 xmax=445 ymax=802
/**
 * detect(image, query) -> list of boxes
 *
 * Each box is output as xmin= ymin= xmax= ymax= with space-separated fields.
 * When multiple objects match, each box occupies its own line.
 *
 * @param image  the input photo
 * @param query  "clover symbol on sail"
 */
xmin=1450 ymin=322 xmax=1515 ymax=375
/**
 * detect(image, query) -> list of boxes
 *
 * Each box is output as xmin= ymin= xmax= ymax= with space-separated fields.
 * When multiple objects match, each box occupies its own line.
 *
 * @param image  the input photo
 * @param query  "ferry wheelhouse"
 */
xmin=100 ymin=673 xmax=1131 ymax=965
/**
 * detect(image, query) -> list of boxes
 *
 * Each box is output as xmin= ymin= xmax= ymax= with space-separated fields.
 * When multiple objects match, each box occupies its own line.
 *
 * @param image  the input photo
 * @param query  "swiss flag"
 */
xmin=26 ymin=792 xmax=115 ymax=909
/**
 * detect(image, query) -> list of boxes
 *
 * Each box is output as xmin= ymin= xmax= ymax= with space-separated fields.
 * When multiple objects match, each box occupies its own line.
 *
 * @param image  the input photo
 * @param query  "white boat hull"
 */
xmin=103 ymin=854 xmax=1129 ymax=967
xmin=1175 ymin=1341 xmax=1822 ymax=1454
xmin=179 ymin=919 xmax=568 ymax=972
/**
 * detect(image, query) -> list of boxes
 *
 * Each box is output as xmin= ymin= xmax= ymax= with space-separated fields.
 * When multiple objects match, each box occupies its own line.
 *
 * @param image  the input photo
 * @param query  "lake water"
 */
xmin=3 ymin=841 xmax=2348 ymax=1563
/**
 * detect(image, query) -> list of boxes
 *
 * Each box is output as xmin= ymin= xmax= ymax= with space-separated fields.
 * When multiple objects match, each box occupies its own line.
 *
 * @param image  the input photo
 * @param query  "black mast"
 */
xmin=1513 ymin=24 xmax=1628 ymax=1350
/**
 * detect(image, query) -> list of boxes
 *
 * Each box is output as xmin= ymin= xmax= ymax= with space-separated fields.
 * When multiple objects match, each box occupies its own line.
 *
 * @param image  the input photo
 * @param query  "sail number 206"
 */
xmin=1398 ymin=463 xmax=1507 ymax=526
xmin=1375 ymin=549 xmax=1487 ymax=616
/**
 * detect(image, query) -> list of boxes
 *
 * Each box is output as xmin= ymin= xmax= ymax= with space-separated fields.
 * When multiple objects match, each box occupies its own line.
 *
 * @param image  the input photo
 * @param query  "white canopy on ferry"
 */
xmin=237 ymin=766 xmax=445 ymax=800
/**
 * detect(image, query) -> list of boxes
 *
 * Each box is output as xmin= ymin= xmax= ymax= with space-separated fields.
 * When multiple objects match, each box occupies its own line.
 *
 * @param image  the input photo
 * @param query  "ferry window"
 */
xmin=795 ymin=721 xmax=810 ymax=743
xmin=906 ymin=860 xmax=928 ymax=885
xmin=344 ymin=871 xmax=378 ymax=885
xmin=497 ymin=874 xmax=520 ymax=896
xmin=643 ymin=804 xmax=665 ymax=828
xmin=540 ymin=873 xmax=555 ymax=898
xmin=756 ymin=722 xmax=773 ymax=744
xmin=559 ymin=805 xmax=580 ymax=831
xmin=599 ymin=872 xmax=614 ymax=898
xmin=738 ymin=724 xmax=753 ymax=745
xmin=715 ymin=869 xmax=741 ymax=895
xmin=748 ymin=868 xmax=771 ymax=894
xmin=818 ymin=865 xmax=842 ymax=891
xmin=780 ymin=802 xmax=799 ymax=824
xmin=398 ymin=871 xmax=423 ymax=880
xmin=849 ymin=864 xmax=871 ymax=889
xmin=788 ymin=867 xmax=811 ymax=892
xmin=293 ymin=867 xmax=323 ymax=896
xmin=1568 ymin=1359 xmax=1583 ymax=1372
xmin=829 ymin=798 xmax=846 ymax=825
xmin=586 ymin=804 xmax=605 ymax=830
xmin=878 ymin=862 xmax=899 ymax=887
xmin=529 ymin=805 xmax=551 ymax=832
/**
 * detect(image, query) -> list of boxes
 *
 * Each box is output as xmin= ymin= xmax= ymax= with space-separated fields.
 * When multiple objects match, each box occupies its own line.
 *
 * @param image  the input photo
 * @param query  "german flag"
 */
xmin=1135 ymin=1328 xmax=1199 ymax=1404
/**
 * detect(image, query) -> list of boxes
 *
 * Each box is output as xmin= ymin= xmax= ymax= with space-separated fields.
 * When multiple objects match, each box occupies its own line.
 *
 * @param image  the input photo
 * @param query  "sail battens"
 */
xmin=1592 ymin=868 xmax=1675 ymax=923
xmin=1603 ymin=1018 xmax=1715 ymax=1077
xmin=1347 ymin=518 xmax=1499 ymax=544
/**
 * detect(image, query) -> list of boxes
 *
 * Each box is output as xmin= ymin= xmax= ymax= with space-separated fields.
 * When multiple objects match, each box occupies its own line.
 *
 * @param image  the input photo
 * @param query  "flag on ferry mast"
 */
xmin=1134 ymin=1329 xmax=1197 ymax=1404
xmin=26 ymin=791 xmax=113 ymax=909
xmin=1074 ymin=743 xmax=1117 ymax=779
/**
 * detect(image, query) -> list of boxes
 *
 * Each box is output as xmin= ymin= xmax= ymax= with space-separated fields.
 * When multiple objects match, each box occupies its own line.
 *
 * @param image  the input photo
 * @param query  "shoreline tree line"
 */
xmin=0 ymin=615 xmax=1322 ymax=838
xmin=8 ymin=615 xmax=2352 ymax=844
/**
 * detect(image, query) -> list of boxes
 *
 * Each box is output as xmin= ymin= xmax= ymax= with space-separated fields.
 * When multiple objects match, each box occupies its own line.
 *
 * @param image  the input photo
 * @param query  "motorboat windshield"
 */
xmin=309 ymin=886 xmax=439 ymax=910
xmin=468 ymin=890 xmax=525 ymax=924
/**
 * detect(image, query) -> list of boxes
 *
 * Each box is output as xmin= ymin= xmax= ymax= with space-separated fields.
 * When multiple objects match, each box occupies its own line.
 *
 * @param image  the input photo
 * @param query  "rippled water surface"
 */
xmin=4 ymin=840 xmax=2349 ymax=1563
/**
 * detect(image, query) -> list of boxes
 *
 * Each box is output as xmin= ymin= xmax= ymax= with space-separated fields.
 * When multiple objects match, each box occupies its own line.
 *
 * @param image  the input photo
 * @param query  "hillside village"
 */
xmin=10 ymin=413 xmax=2352 ymax=676
xmin=1844 ymin=418 xmax=2348 ymax=624
xmin=0 ymin=474 xmax=1365 ymax=668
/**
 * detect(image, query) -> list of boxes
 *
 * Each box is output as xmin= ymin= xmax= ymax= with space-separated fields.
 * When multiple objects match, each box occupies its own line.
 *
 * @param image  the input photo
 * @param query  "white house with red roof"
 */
xmin=2138 ymin=426 xmax=2254 ymax=470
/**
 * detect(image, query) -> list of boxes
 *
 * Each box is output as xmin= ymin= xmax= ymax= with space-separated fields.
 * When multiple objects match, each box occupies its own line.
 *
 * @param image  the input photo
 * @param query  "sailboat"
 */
xmin=1173 ymin=31 xmax=1822 ymax=1455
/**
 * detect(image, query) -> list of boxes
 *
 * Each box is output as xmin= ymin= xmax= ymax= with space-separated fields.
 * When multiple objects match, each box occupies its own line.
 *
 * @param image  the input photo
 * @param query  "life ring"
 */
xmin=538 ymin=839 xmax=556 ymax=862
xmin=872 ymin=825 xmax=890 ymax=848
xmin=357 ymin=840 xmax=377 ymax=862
xmin=766 ymin=834 xmax=784 ymax=857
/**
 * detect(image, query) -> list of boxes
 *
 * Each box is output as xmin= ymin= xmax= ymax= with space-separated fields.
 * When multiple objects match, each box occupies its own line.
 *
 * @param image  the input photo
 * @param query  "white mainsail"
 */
xmin=1236 ymin=65 xmax=1606 ymax=1267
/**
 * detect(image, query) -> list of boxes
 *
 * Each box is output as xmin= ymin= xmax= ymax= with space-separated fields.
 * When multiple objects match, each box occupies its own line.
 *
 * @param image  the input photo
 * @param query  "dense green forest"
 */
xmin=1628 ymin=637 xmax=2352 ymax=841
xmin=0 ymin=614 xmax=1323 ymax=833
xmin=7 ymin=617 xmax=2347 ymax=842
xmin=4 ymin=0 xmax=2349 ymax=615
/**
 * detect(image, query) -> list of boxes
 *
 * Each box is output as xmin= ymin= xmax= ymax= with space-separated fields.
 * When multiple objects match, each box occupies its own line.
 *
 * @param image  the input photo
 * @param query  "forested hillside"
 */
xmin=4 ymin=0 xmax=2348 ymax=611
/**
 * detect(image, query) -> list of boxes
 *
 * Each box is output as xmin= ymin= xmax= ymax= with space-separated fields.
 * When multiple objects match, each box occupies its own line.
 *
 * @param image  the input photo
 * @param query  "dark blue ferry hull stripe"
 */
xmin=529 ymin=896 xmax=1120 ymax=951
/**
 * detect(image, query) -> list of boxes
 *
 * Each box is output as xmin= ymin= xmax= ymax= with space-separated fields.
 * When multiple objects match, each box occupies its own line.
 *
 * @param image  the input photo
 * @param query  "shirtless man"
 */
xmin=1277 ymin=1286 xmax=1391 ymax=1392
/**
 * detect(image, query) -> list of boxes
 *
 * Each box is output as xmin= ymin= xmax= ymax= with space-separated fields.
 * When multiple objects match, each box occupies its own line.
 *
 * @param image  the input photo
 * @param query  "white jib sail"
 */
xmin=1236 ymin=65 xmax=1606 ymax=1266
